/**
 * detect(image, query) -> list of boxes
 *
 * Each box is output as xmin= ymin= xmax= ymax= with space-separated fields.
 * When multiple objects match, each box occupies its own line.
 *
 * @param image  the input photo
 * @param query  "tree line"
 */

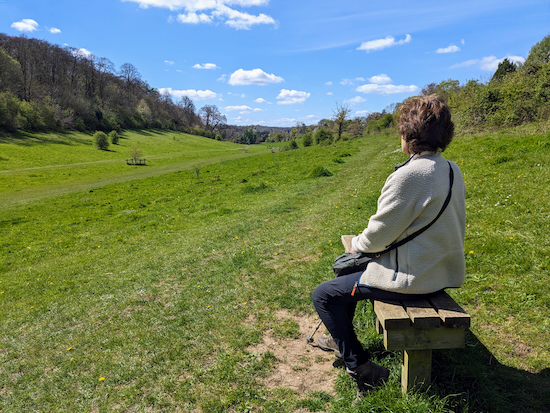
xmin=0 ymin=33 xmax=227 ymax=137
xmin=1 ymin=33 xmax=548 ymax=141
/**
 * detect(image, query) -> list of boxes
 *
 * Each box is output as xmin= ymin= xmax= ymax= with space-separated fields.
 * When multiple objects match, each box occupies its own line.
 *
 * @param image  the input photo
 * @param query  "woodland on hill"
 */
xmin=0 ymin=33 xmax=549 ymax=142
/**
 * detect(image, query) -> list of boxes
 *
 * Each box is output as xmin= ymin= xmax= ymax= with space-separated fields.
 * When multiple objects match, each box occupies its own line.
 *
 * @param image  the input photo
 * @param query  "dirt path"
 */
xmin=248 ymin=310 xmax=340 ymax=397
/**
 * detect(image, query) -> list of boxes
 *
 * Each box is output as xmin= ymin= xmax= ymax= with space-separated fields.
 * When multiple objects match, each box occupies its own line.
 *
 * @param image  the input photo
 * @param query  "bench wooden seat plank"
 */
xmin=373 ymin=300 xmax=411 ymax=330
xmin=429 ymin=292 xmax=471 ymax=328
xmin=402 ymin=299 xmax=442 ymax=329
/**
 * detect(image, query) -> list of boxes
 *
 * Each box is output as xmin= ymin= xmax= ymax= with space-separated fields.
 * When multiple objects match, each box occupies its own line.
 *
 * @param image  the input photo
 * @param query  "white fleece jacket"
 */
xmin=351 ymin=152 xmax=466 ymax=294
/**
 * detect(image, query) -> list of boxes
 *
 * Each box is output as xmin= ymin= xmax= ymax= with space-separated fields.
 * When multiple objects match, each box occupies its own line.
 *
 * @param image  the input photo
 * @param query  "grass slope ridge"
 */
xmin=1 ymin=128 xmax=549 ymax=412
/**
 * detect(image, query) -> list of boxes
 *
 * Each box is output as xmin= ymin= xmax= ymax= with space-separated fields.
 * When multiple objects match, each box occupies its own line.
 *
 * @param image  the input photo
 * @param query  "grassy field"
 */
xmin=1 ymin=127 xmax=550 ymax=412
xmin=0 ymin=130 xmax=268 ymax=208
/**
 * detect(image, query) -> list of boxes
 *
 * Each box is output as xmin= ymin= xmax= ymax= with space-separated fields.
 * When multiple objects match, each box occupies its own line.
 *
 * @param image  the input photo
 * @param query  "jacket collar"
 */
xmin=394 ymin=151 xmax=440 ymax=171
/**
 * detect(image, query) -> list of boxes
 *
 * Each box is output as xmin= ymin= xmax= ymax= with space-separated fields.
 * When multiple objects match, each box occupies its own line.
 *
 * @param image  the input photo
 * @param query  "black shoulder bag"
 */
xmin=332 ymin=162 xmax=454 ymax=277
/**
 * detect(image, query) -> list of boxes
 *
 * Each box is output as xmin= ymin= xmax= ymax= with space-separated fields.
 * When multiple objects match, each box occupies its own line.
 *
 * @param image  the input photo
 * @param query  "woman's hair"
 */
xmin=398 ymin=94 xmax=454 ymax=153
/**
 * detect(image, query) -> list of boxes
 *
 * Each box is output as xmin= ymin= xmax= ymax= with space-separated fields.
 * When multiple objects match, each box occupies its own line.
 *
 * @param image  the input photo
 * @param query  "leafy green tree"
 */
xmin=109 ymin=130 xmax=120 ymax=145
xmin=314 ymin=128 xmax=333 ymax=145
xmin=524 ymin=33 xmax=550 ymax=74
xmin=242 ymin=128 xmax=256 ymax=144
xmin=93 ymin=131 xmax=109 ymax=150
xmin=302 ymin=132 xmax=313 ymax=147
xmin=129 ymin=145 xmax=142 ymax=161
xmin=332 ymin=102 xmax=351 ymax=141
xmin=288 ymin=139 xmax=298 ymax=149
xmin=492 ymin=58 xmax=517 ymax=82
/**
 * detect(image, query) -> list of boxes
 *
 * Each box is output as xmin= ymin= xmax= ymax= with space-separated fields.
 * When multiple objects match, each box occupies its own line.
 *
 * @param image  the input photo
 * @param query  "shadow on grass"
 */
xmin=431 ymin=330 xmax=550 ymax=412
xmin=0 ymin=131 xmax=92 ymax=146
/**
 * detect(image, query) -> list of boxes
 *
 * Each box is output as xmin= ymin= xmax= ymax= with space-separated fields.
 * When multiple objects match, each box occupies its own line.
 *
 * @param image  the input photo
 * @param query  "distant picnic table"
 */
xmin=126 ymin=158 xmax=146 ymax=165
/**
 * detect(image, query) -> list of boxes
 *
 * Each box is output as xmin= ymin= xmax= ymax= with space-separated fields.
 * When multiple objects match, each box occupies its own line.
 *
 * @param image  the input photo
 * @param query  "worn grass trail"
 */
xmin=0 ymin=130 xmax=269 ymax=209
xmin=1 ymin=129 xmax=550 ymax=412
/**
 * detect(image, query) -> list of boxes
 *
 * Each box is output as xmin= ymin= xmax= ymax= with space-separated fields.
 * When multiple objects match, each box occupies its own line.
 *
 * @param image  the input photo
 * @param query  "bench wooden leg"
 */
xmin=402 ymin=349 xmax=432 ymax=393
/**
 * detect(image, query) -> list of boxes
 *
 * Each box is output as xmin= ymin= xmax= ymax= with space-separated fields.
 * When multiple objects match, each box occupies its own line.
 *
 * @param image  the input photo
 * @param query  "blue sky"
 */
xmin=1 ymin=0 xmax=549 ymax=127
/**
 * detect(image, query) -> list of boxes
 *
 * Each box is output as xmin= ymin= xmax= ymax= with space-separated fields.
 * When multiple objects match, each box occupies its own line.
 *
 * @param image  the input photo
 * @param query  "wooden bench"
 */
xmin=341 ymin=235 xmax=470 ymax=393
xmin=126 ymin=158 xmax=146 ymax=165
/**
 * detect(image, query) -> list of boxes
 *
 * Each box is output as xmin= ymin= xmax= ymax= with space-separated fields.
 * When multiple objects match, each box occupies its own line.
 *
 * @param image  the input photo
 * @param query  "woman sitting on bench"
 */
xmin=312 ymin=94 xmax=466 ymax=397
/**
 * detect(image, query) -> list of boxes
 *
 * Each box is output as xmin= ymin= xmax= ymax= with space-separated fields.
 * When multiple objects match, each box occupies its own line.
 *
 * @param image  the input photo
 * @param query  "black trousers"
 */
xmin=312 ymin=272 xmax=438 ymax=370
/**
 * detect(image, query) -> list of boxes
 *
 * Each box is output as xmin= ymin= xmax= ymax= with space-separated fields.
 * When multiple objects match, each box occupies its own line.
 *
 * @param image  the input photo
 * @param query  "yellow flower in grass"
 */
xmin=469 ymin=251 xmax=474 ymax=254
xmin=99 ymin=377 xmax=105 ymax=381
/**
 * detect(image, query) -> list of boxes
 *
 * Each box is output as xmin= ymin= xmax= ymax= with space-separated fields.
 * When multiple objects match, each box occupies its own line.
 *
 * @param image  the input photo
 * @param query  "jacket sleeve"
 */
xmin=352 ymin=168 xmax=432 ymax=253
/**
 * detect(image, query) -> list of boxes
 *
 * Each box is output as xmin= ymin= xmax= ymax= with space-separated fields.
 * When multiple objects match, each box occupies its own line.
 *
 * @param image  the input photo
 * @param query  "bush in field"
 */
xmin=288 ymin=139 xmax=298 ymax=150
xmin=128 ymin=145 xmax=142 ymax=161
xmin=308 ymin=166 xmax=333 ymax=178
xmin=302 ymin=132 xmax=313 ymax=147
xmin=109 ymin=130 xmax=120 ymax=145
xmin=314 ymin=128 xmax=333 ymax=145
xmin=93 ymin=131 xmax=109 ymax=150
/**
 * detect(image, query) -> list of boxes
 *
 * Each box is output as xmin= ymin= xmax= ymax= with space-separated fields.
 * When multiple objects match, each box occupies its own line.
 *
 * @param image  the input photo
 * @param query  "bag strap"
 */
xmin=375 ymin=161 xmax=454 ymax=256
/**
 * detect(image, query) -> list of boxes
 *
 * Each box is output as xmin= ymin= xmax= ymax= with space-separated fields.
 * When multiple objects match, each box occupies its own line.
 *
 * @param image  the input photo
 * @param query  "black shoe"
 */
xmin=317 ymin=336 xmax=342 ymax=358
xmin=347 ymin=361 xmax=389 ymax=396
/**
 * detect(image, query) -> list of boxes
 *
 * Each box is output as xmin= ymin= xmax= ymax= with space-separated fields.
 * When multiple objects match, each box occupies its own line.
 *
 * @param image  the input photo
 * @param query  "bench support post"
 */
xmin=402 ymin=349 xmax=432 ymax=393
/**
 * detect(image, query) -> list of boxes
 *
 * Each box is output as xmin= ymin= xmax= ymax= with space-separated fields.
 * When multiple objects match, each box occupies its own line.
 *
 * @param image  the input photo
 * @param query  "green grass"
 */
xmin=1 ymin=127 xmax=550 ymax=412
xmin=0 ymin=130 xmax=268 ymax=208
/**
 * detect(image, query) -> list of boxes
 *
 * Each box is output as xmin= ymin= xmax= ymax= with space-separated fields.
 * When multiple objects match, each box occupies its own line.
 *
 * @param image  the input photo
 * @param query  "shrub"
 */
xmin=308 ymin=166 xmax=333 ymax=178
xmin=314 ymin=128 xmax=333 ymax=145
xmin=128 ymin=145 xmax=142 ymax=161
xmin=109 ymin=130 xmax=120 ymax=145
xmin=93 ymin=131 xmax=109 ymax=150
xmin=302 ymin=132 xmax=313 ymax=147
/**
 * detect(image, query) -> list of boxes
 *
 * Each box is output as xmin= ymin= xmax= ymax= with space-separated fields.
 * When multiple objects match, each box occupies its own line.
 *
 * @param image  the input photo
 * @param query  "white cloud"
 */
xmin=368 ymin=74 xmax=392 ymax=85
xmin=72 ymin=48 xmax=93 ymax=58
xmin=480 ymin=55 xmax=525 ymax=71
xmin=214 ymin=4 xmax=275 ymax=30
xmin=225 ymin=105 xmax=252 ymax=111
xmin=158 ymin=87 xmax=218 ymax=100
xmin=357 ymin=34 xmax=411 ymax=52
xmin=123 ymin=0 xmax=274 ymax=30
xmin=254 ymin=97 xmax=267 ymax=103
xmin=355 ymin=110 xmax=371 ymax=116
xmin=193 ymin=63 xmax=219 ymax=69
xmin=276 ymin=89 xmax=310 ymax=105
xmin=356 ymin=84 xmax=419 ymax=95
xmin=253 ymin=108 xmax=263 ymax=112
xmin=461 ymin=39 xmax=465 ymax=45
xmin=305 ymin=115 xmax=317 ymax=119
xmin=451 ymin=59 xmax=478 ymax=68
xmin=177 ymin=12 xmax=212 ymax=23
xmin=325 ymin=81 xmax=333 ymax=86
xmin=341 ymin=77 xmax=365 ymax=86
xmin=233 ymin=116 xmax=253 ymax=124
xmin=344 ymin=96 xmax=367 ymax=105
xmin=327 ymin=92 xmax=333 ymax=96
xmin=11 ymin=19 xmax=39 ymax=32
xmin=165 ymin=60 xmax=175 ymax=65
xmin=452 ymin=55 xmax=525 ymax=71
xmin=228 ymin=68 xmax=284 ymax=86
xmin=225 ymin=105 xmax=256 ymax=113
xmin=436 ymin=44 xmax=461 ymax=54
xmin=271 ymin=117 xmax=297 ymax=126
xmin=48 ymin=27 xmax=61 ymax=34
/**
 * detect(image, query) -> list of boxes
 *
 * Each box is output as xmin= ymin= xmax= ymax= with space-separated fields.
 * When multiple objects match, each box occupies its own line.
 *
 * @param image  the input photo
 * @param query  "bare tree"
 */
xmin=199 ymin=104 xmax=226 ymax=133
xmin=178 ymin=95 xmax=196 ymax=127
xmin=332 ymin=102 xmax=351 ymax=140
